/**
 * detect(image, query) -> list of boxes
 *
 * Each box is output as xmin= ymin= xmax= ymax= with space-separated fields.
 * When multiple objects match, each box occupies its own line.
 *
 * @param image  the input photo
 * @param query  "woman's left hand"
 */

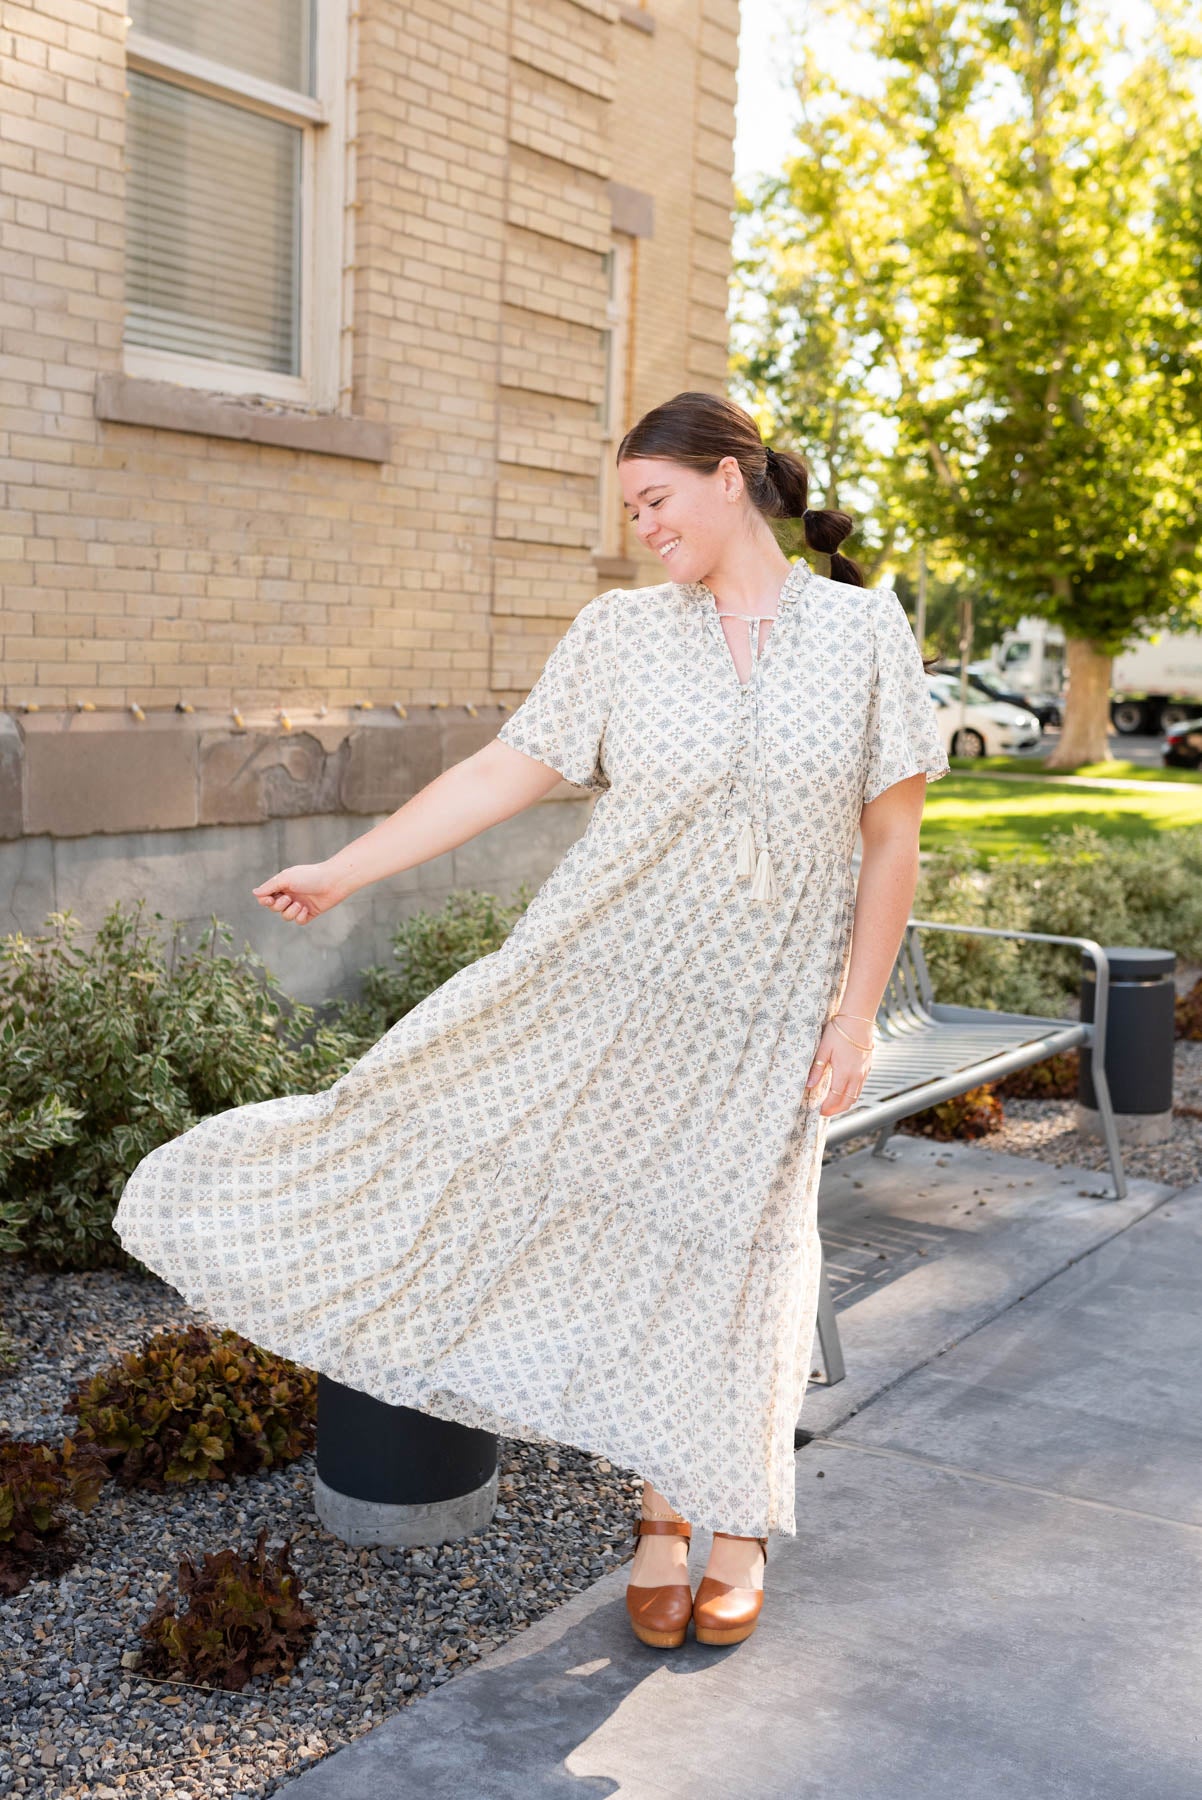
xmin=804 ymin=1019 xmax=874 ymax=1117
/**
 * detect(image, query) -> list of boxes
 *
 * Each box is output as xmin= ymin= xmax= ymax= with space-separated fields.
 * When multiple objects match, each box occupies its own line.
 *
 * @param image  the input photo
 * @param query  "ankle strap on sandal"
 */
xmin=635 ymin=1517 xmax=692 ymax=1540
xmin=712 ymin=1530 xmax=768 ymax=1564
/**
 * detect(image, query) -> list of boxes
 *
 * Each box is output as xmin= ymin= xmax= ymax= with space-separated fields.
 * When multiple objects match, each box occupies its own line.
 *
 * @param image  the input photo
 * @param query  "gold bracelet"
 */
xmin=836 ymin=1011 xmax=877 ymax=1027
xmin=830 ymin=1017 xmax=874 ymax=1053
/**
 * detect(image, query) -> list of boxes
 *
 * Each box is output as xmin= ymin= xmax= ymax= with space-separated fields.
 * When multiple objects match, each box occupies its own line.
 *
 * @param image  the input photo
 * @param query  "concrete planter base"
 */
xmin=1075 ymin=1102 xmax=1174 ymax=1146
xmin=313 ymin=1464 xmax=500 ymax=1549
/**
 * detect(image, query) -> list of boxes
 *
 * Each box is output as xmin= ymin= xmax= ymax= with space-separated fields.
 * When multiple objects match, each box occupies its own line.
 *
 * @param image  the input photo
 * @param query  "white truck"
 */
xmin=982 ymin=617 xmax=1065 ymax=710
xmin=985 ymin=616 xmax=1202 ymax=736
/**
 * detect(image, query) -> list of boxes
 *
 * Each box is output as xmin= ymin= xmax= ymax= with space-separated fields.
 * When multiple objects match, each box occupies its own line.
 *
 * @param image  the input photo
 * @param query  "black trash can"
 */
xmin=313 ymin=1373 xmax=498 ymax=1548
xmin=1077 ymin=945 xmax=1175 ymax=1145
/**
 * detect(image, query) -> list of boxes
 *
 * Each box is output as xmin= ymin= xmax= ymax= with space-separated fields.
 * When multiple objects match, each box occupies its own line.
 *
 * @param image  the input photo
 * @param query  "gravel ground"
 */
xmin=2 ymin=1032 xmax=1199 ymax=1799
xmin=0 ymin=1262 xmax=644 ymax=1799
xmin=954 ymin=1039 xmax=1202 ymax=1190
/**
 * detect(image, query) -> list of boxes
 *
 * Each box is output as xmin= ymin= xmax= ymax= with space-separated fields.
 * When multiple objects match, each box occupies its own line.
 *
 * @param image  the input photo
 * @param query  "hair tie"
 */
xmin=764 ymin=444 xmax=780 ymax=471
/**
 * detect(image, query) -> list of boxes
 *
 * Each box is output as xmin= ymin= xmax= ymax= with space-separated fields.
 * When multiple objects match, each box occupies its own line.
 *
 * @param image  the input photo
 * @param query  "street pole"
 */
xmin=958 ymin=596 xmax=973 ymax=748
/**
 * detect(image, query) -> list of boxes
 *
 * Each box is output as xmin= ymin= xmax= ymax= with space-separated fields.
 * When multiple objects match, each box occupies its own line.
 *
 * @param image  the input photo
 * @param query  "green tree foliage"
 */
xmin=733 ymin=0 xmax=1202 ymax=758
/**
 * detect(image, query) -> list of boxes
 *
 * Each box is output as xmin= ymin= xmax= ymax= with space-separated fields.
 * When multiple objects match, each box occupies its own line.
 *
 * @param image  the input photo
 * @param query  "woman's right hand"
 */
xmin=804 ymin=1018 xmax=874 ymax=1117
xmin=251 ymin=861 xmax=349 ymax=926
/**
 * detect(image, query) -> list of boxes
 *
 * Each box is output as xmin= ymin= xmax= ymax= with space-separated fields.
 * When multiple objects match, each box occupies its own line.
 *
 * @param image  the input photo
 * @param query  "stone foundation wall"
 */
xmin=0 ymin=707 xmax=590 ymax=1004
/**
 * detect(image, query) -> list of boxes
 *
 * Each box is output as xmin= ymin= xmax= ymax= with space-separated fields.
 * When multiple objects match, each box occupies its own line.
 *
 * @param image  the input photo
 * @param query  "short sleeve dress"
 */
xmin=113 ymin=562 xmax=949 ymax=1538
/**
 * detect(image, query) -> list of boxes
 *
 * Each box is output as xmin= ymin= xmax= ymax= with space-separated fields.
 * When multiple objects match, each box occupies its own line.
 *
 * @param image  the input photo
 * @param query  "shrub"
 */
xmin=994 ymin=1050 xmax=1080 ymax=1100
xmin=896 ymin=1085 xmax=1005 ymax=1141
xmin=335 ymin=883 xmax=534 ymax=1048
xmin=65 ymin=1324 xmax=317 ymax=1492
xmin=913 ymin=824 xmax=1202 ymax=1018
xmin=0 ymin=901 xmax=363 ymax=1270
xmin=139 ymin=1526 xmax=317 ymax=1692
xmin=0 ymin=1432 xmax=112 ymax=1596
xmin=1176 ymin=975 xmax=1202 ymax=1040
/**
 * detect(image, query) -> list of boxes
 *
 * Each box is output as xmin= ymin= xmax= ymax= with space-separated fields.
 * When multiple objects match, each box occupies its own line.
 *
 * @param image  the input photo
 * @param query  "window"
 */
xmin=594 ymin=234 xmax=634 ymax=558
xmin=122 ymin=0 xmax=350 ymax=407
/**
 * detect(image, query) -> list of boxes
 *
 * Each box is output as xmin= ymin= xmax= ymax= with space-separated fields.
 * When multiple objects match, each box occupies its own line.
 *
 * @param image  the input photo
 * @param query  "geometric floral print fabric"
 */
xmin=113 ymin=564 xmax=949 ymax=1537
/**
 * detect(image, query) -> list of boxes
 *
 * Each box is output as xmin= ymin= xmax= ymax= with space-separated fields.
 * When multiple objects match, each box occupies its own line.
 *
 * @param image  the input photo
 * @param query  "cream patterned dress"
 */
xmin=113 ymin=562 xmax=948 ymax=1537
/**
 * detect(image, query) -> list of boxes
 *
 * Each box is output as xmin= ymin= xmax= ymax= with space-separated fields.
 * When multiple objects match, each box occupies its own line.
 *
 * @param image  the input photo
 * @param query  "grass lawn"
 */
xmin=923 ymin=768 xmax=1202 ymax=859
xmin=955 ymin=754 xmax=1202 ymax=785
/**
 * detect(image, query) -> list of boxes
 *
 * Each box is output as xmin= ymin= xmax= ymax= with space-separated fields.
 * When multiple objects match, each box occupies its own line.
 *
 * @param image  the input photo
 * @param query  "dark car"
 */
xmin=931 ymin=663 xmax=1062 ymax=729
xmin=1162 ymin=718 xmax=1202 ymax=770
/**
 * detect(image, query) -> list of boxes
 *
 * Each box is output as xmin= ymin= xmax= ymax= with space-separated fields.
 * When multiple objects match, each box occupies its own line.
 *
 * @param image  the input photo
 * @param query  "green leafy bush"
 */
xmin=335 ymin=883 xmax=534 ymax=1048
xmin=0 ymin=1432 xmax=112 ymax=1596
xmin=65 ymin=1324 xmax=317 ymax=1492
xmin=913 ymin=824 xmax=1202 ymax=1017
xmin=0 ymin=900 xmax=363 ymax=1270
xmin=139 ymin=1525 xmax=316 ymax=1692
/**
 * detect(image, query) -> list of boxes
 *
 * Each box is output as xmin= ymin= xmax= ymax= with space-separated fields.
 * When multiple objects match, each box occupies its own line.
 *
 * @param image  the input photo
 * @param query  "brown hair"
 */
xmin=617 ymin=390 xmax=865 ymax=586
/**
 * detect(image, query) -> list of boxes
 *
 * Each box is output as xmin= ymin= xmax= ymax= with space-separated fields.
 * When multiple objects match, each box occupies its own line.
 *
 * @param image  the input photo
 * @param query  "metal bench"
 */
xmin=812 ymin=920 xmax=1127 ymax=1385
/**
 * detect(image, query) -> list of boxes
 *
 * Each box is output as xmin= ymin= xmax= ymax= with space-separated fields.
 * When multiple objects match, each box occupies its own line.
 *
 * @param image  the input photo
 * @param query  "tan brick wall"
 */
xmin=0 ymin=0 xmax=738 ymax=779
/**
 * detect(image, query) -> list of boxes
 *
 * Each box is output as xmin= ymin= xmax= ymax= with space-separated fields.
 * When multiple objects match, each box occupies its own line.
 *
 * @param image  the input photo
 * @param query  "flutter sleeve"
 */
xmin=495 ymin=590 xmax=616 ymax=795
xmin=862 ymin=586 xmax=951 ymax=806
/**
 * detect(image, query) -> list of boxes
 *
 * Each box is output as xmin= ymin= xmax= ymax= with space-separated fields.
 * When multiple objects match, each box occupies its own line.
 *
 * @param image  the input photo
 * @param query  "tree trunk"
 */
xmin=1045 ymin=636 xmax=1113 ymax=768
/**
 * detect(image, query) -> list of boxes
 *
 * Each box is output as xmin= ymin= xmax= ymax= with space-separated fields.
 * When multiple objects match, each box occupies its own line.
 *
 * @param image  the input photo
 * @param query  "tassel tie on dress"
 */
xmin=715 ymin=608 xmax=781 ymax=906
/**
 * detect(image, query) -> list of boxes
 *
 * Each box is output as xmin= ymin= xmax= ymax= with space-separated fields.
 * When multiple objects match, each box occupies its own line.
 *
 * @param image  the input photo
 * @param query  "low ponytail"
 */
xmin=761 ymin=443 xmax=865 ymax=587
xmin=801 ymin=506 xmax=865 ymax=587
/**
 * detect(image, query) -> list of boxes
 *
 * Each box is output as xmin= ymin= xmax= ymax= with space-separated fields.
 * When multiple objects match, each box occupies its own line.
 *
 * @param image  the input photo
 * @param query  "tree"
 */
xmin=733 ymin=0 xmax=1202 ymax=763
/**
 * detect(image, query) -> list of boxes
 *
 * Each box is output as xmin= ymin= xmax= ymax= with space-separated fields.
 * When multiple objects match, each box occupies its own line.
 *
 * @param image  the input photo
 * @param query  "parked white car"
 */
xmin=926 ymin=673 xmax=1042 ymax=758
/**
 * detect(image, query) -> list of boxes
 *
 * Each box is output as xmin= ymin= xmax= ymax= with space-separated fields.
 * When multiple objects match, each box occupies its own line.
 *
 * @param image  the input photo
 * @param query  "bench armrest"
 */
xmin=905 ymin=916 xmax=1112 ymax=1098
xmin=907 ymin=917 xmax=1107 ymax=963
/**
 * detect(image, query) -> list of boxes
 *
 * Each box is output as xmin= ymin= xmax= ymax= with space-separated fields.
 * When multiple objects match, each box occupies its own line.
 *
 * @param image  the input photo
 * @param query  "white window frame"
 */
xmin=594 ymin=233 xmax=634 ymax=558
xmin=122 ymin=1 xmax=349 ymax=409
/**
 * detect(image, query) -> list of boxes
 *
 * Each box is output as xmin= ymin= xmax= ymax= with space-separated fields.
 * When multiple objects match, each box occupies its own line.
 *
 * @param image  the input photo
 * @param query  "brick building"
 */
xmin=0 ymin=0 xmax=741 ymax=999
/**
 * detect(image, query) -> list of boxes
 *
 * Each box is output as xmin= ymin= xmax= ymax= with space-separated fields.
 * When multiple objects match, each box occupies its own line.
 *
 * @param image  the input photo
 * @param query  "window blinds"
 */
xmin=124 ymin=70 xmax=303 ymax=374
xmin=129 ymin=0 xmax=315 ymax=95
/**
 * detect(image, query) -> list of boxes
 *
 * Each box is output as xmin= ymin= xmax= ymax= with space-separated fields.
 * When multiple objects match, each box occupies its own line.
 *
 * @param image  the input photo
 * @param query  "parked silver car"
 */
xmin=926 ymin=673 xmax=1042 ymax=757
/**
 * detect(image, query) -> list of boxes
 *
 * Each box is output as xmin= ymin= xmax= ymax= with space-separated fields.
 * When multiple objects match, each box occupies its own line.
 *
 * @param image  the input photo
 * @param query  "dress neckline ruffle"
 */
xmin=674 ymin=557 xmax=816 ymax=615
xmin=671 ymin=558 xmax=820 ymax=905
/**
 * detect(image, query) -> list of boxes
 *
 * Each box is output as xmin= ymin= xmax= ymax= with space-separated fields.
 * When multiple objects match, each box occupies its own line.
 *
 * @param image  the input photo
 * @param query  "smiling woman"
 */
xmin=113 ymin=388 xmax=948 ymax=1661
xmin=621 ymin=395 xmax=865 ymax=587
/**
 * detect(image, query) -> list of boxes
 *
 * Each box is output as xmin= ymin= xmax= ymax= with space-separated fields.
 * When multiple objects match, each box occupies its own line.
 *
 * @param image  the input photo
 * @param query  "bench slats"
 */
xmin=825 ymin=1017 xmax=1088 ymax=1144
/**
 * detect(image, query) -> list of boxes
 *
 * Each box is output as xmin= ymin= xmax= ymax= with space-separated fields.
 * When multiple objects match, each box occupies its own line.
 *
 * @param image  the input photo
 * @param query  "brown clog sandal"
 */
xmin=692 ymin=1531 xmax=768 ymax=1646
xmin=625 ymin=1516 xmax=693 ymax=1649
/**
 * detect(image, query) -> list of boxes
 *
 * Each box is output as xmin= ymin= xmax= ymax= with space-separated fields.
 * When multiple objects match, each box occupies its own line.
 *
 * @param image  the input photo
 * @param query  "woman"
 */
xmin=112 ymin=391 xmax=948 ymax=1654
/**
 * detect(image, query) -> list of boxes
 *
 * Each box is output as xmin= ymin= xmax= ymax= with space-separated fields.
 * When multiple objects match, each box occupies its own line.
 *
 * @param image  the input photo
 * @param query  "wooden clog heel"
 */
xmin=625 ymin=1516 xmax=693 ymax=1649
xmin=692 ymin=1531 xmax=768 ymax=1646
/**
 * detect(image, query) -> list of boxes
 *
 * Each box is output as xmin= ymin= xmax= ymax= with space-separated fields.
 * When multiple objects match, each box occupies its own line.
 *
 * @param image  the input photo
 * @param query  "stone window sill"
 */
xmin=94 ymin=374 xmax=391 ymax=462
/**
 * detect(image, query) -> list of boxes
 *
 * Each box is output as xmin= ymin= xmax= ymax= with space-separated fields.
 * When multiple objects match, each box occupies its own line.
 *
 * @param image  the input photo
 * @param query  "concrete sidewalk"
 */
xmin=277 ymin=1147 xmax=1201 ymax=1799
